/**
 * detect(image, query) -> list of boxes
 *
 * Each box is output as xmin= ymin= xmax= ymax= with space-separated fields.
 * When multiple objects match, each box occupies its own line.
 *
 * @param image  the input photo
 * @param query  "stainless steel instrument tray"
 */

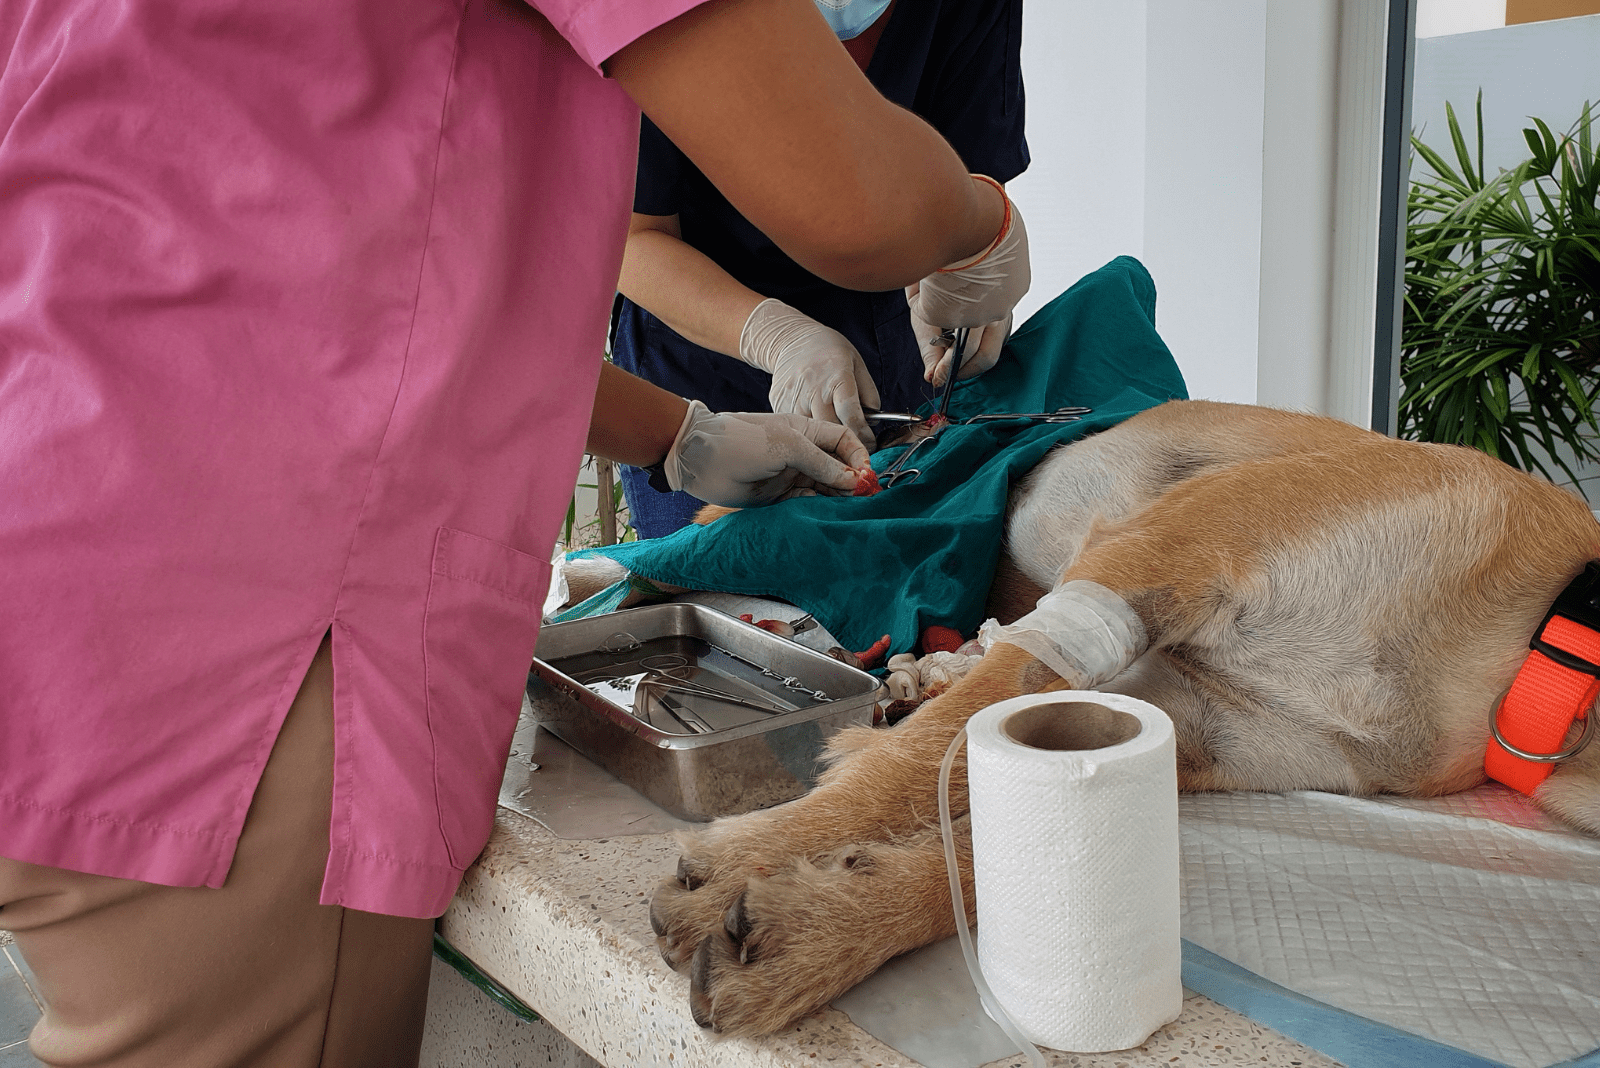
xmin=526 ymin=603 xmax=884 ymax=822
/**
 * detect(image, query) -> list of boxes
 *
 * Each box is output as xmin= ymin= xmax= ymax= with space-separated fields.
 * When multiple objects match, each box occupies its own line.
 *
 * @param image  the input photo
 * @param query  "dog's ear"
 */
xmin=694 ymin=504 xmax=740 ymax=525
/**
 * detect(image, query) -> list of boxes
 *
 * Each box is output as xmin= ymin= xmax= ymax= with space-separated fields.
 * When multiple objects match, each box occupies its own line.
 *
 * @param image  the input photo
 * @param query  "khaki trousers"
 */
xmin=0 ymin=637 xmax=436 ymax=1068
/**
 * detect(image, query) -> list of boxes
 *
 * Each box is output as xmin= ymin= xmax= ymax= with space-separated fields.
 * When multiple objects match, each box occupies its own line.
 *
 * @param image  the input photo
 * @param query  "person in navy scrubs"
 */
xmin=614 ymin=0 xmax=1030 ymax=537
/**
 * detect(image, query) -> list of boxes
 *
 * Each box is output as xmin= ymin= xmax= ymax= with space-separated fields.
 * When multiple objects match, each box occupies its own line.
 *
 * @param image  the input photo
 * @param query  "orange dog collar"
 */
xmin=1486 ymin=560 xmax=1600 ymax=794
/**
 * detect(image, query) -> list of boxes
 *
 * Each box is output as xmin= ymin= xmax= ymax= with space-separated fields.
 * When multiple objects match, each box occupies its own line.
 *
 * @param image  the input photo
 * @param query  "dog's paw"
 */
xmin=680 ymin=844 xmax=907 ymax=1036
xmin=650 ymin=852 xmax=747 ymax=970
xmin=648 ymin=814 xmax=790 ymax=971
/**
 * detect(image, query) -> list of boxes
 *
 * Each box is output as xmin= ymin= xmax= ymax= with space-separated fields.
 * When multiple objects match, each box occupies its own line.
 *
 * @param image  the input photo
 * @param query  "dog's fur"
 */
xmin=576 ymin=400 xmax=1600 ymax=1036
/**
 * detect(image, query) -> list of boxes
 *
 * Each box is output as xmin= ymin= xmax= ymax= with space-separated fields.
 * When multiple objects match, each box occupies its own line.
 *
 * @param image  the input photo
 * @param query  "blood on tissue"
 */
xmin=853 ymin=466 xmax=882 ymax=497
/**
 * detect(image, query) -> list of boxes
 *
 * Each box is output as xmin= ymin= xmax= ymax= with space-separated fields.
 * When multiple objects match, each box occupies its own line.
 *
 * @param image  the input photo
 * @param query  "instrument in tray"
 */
xmin=594 ymin=670 xmax=790 ymax=735
xmin=570 ymin=630 xmax=835 ymax=736
xmin=527 ymin=603 xmax=886 ymax=820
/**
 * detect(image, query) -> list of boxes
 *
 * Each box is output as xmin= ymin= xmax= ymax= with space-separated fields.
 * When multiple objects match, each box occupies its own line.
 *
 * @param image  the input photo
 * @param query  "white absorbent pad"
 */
xmin=834 ymin=784 xmax=1600 ymax=1068
xmin=1180 ymin=784 xmax=1600 ymax=1068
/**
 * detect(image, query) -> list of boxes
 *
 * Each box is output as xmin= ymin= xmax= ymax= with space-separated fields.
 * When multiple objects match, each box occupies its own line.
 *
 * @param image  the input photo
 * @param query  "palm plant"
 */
xmin=1401 ymin=97 xmax=1600 ymax=484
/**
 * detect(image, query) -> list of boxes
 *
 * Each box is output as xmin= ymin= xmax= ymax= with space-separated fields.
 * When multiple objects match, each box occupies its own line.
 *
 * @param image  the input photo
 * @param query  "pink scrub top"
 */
xmin=0 ymin=0 xmax=703 ymax=919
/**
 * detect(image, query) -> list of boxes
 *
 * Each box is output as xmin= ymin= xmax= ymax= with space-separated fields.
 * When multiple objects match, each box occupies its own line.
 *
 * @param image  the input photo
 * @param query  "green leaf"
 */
xmin=1525 ymin=126 xmax=1548 ymax=165
xmin=1528 ymin=117 xmax=1560 ymax=174
xmin=1476 ymin=92 xmax=1487 ymax=181
xmin=1481 ymin=374 xmax=1511 ymax=421
xmin=1552 ymin=359 xmax=1593 ymax=414
xmin=1414 ymin=138 xmax=1468 ymax=190
xmin=1446 ymin=101 xmax=1479 ymax=189
xmin=1522 ymin=341 xmax=1544 ymax=380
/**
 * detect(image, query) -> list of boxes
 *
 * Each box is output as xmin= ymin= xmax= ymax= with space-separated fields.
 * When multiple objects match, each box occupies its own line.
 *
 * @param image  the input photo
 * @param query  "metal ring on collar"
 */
xmin=1488 ymin=703 xmax=1597 ymax=763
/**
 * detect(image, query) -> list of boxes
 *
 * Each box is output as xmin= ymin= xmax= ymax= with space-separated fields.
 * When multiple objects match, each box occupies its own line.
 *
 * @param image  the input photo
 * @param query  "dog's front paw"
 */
xmin=648 ymin=813 xmax=789 ymax=971
xmin=649 ymin=851 xmax=747 ymax=971
xmin=678 ymin=843 xmax=919 ymax=1036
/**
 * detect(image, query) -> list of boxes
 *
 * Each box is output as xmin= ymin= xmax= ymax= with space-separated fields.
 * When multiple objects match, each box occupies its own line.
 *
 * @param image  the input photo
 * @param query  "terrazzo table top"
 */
xmin=439 ymin=808 xmax=1342 ymax=1068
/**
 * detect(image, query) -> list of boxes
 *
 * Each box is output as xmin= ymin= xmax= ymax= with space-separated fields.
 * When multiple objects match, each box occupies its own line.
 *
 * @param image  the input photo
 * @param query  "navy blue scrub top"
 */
xmin=613 ymin=0 xmax=1029 ymax=537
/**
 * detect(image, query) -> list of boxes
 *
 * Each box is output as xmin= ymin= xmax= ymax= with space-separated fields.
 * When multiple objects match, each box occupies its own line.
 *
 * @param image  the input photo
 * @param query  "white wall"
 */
xmin=1142 ymin=0 xmax=1268 ymax=407
xmin=1006 ymin=3 xmax=1145 ymax=327
xmin=1257 ymin=0 xmax=1341 ymax=415
xmin=1010 ymin=1 xmax=1361 ymax=415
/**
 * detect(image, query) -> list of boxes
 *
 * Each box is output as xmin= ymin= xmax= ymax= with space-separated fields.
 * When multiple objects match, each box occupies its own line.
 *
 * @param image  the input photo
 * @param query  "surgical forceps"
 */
xmin=595 ymin=669 xmax=792 ymax=735
xmin=873 ymin=331 xmax=1096 ymax=488
xmin=931 ymin=327 xmax=969 ymax=421
xmin=875 ymin=328 xmax=969 ymax=489
xmin=876 ymin=433 xmax=938 ymax=488
xmin=962 ymin=406 xmax=1091 ymax=424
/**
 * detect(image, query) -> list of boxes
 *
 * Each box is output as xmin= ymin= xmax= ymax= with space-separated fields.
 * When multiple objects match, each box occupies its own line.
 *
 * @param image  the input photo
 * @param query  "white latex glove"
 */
xmin=907 ymin=294 xmax=1012 ymax=388
xmin=906 ymin=175 xmax=1030 ymax=330
xmin=663 ymin=400 xmax=872 ymax=507
xmin=738 ymin=298 xmax=880 ymax=449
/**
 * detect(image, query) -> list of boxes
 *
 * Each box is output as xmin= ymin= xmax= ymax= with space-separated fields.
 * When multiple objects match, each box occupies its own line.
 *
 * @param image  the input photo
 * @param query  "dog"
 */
xmin=570 ymin=398 xmax=1600 ymax=1037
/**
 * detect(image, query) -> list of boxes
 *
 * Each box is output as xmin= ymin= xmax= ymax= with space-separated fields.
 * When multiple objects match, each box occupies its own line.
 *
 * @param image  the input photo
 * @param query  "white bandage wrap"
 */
xmin=981 ymin=580 xmax=1147 ymax=687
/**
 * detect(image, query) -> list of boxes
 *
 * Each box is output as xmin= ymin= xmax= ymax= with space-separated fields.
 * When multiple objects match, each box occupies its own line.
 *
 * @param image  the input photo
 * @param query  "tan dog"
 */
xmin=584 ymin=399 xmax=1600 ymax=1036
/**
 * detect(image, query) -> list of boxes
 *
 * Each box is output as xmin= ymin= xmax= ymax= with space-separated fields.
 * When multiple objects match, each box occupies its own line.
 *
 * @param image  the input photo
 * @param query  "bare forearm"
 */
xmin=619 ymin=226 xmax=763 ymax=357
xmin=610 ymin=0 xmax=1003 ymax=291
xmin=586 ymin=361 xmax=689 ymax=467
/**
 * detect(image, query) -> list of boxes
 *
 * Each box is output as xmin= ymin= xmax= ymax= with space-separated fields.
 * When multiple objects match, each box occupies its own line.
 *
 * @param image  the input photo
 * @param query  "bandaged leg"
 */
xmin=979 ymin=580 xmax=1147 ymax=688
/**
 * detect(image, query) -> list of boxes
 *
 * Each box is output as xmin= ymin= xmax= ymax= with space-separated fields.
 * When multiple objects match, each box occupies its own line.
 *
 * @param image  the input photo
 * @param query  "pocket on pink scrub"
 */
xmin=423 ymin=526 xmax=550 ymax=868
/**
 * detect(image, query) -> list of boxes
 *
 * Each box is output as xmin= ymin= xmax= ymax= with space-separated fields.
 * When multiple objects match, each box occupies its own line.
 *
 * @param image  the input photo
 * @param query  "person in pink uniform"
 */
xmin=0 ymin=0 xmax=1031 ymax=1064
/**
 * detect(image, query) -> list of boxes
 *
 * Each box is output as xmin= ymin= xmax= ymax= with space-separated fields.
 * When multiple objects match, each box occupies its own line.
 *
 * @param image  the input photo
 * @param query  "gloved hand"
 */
xmin=663 ymin=400 xmax=872 ymax=507
xmin=906 ymin=174 xmax=1029 ymax=331
xmin=907 ymin=292 xmax=1011 ymax=388
xmin=739 ymin=298 xmax=880 ymax=449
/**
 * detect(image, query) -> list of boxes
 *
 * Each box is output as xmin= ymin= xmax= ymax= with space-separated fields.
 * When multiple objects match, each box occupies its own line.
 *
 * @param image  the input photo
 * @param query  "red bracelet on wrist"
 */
xmin=937 ymin=174 xmax=1011 ymax=274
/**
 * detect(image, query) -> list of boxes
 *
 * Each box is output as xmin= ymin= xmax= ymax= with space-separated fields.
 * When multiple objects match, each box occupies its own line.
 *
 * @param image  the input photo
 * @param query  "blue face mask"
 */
xmin=813 ymin=0 xmax=893 ymax=41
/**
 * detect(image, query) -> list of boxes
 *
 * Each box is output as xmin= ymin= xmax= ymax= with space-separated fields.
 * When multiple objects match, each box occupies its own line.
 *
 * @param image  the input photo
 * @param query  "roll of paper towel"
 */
xmin=967 ymin=690 xmax=1182 ymax=1052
